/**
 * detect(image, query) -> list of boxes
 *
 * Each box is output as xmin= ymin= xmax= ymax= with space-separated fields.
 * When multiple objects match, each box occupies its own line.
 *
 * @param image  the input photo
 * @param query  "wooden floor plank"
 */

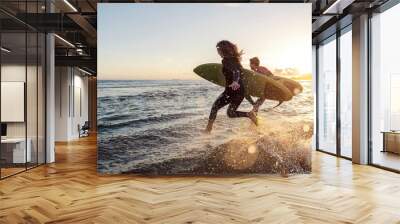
xmin=0 ymin=135 xmax=400 ymax=223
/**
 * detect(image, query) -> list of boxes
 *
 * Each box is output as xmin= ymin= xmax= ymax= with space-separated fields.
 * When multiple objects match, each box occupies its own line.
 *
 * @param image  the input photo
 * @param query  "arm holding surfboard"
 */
xmin=193 ymin=63 xmax=303 ymax=109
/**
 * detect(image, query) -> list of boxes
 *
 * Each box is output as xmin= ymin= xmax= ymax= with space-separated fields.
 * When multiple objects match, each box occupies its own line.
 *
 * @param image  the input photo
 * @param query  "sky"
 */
xmin=98 ymin=3 xmax=311 ymax=80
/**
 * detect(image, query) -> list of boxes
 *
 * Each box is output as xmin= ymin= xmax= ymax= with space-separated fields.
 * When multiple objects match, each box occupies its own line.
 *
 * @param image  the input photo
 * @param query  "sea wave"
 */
xmin=98 ymin=90 xmax=181 ymax=101
xmin=98 ymin=80 xmax=205 ymax=89
xmin=98 ymin=112 xmax=196 ymax=129
xmin=97 ymin=80 xmax=314 ymax=175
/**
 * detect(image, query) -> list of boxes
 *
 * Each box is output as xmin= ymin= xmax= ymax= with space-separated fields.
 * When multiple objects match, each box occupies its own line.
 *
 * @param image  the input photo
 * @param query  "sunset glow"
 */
xmin=98 ymin=3 xmax=311 ymax=80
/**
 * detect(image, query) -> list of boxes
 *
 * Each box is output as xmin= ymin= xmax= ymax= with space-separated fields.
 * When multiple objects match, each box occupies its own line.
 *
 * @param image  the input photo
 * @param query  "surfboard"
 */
xmin=193 ymin=63 xmax=303 ymax=102
xmin=271 ymin=76 xmax=303 ymax=96
xmin=256 ymin=68 xmax=304 ymax=96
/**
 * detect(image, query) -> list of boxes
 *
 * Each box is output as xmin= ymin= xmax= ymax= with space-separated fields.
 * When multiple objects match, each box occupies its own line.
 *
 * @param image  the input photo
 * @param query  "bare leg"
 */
xmin=279 ymin=163 xmax=288 ymax=177
xmin=245 ymin=95 xmax=255 ymax=105
xmin=206 ymin=91 xmax=230 ymax=133
xmin=252 ymin=96 xmax=266 ymax=113
xmin=247 ymin=111 xmax=258 ymax=126
xmin=227 ymin=95 xmax=258 ymax=126
xmin=226 ymin=94 xmax=247 ymax=118
xmin=205 ymin=119 xmax=215 ymax=133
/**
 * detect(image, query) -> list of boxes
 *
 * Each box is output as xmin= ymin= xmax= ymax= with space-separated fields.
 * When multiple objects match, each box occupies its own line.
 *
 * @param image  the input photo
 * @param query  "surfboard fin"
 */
xmin=273 ymin=101 xmax=284 ymax=108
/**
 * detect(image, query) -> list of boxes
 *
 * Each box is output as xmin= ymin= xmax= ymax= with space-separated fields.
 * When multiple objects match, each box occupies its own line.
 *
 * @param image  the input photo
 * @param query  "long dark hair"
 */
xmin=216 ymin=40 xmax=243 ymax=60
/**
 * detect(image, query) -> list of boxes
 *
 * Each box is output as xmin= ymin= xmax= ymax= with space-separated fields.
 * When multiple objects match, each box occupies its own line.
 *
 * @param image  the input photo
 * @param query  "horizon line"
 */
xmin=98 ymin=78 xmax=313 ymax=81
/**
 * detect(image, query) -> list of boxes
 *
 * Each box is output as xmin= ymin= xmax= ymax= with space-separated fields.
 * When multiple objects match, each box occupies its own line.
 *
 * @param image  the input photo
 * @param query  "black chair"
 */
xmin=79 ymin=121 xmax=90 ymax=138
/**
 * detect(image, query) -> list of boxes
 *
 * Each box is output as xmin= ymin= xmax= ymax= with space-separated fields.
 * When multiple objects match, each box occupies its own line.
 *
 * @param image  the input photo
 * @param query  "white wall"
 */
xmin=55 ymin=67 xmax=89 ymax=141
xmin=72 ymin=73 xmax=89 ymax=138
xmin=55 ymin=66 xmax=70 ymax=141
xmin=1 ymin=63 xmax=46 ymax=164
xmin=1 ymin=65 xmax=36 ymax=138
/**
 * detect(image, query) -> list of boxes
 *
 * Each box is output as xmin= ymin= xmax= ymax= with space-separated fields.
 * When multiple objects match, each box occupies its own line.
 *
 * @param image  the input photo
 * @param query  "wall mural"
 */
xmin=97 ymin=3 xmax=313 ymax=176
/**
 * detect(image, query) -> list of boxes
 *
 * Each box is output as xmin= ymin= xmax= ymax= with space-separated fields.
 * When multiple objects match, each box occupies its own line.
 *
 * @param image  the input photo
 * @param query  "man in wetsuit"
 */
xmin=248 ymin=57 xmax=274 ymax=113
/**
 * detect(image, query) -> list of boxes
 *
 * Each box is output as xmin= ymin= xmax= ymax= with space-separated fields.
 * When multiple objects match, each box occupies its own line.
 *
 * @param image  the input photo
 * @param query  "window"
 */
xmin=317 ymin=36 xmax=337 ymax=154
xmin=370 ymin=3 xmax=400 ymax=171
xmin=0 ymin=2 xmax=46 ymax=179
xmin=339 ymin=28 xmax=352 ymax=158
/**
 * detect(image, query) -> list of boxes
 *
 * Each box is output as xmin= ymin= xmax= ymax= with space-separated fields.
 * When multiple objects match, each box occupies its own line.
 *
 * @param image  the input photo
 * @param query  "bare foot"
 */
xmin=279 ymin=163 xmax=289 ymax=177
xmin=248 ymin=111 xmax=258 ymax=126
xmin=204 ymin=120 xmax=214 ymax=133
xmin=280 ymin=168 xmax=289 ymax=178
xmin=252 ymin=105 xmax=259 ymax=114
xmin=203 ymin=127 xmax=212 ymax=133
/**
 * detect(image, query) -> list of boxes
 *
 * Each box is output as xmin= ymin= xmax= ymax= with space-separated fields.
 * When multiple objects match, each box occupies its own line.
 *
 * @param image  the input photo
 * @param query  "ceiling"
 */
xmin=0 ymin=0 xmax=392 ymax=75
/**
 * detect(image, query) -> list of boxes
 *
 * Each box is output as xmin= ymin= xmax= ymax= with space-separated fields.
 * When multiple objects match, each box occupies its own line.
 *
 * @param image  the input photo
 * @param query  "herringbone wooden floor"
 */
xmin=1 ymin=135 xmax=400 ymax=224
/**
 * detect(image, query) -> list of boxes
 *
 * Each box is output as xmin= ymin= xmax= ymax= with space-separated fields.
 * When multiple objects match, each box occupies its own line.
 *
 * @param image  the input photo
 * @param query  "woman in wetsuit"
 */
xmin=205 ymin=40 xmax=258 ymax=133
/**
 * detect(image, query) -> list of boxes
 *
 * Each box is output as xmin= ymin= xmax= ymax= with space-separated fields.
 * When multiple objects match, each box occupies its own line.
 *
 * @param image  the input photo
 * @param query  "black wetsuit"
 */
xmin=208 ymin=57 xmax=249 ymax=120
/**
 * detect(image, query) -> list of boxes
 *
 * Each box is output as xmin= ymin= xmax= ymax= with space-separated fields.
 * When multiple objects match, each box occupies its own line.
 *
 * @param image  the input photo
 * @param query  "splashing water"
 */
xmin=97 ymin=80 xmax=313 ymax=175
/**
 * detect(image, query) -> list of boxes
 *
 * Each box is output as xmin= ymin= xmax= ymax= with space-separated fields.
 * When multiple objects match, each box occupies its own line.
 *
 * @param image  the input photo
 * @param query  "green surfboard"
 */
xmin=193 ymin=63 xmax=303 ymax=102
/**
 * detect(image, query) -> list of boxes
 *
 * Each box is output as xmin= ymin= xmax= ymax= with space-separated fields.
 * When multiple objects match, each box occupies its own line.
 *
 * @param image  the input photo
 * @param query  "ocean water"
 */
xmin=97 ymin=79 xmax=314 ymax=175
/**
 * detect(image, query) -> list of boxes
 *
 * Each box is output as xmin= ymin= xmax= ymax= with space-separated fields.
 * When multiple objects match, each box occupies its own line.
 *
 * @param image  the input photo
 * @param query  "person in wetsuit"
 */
xmin=205 ymin=40 xmax=258 ymax=133
xmin=249 ymin=57 xmax=274 ymax=113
